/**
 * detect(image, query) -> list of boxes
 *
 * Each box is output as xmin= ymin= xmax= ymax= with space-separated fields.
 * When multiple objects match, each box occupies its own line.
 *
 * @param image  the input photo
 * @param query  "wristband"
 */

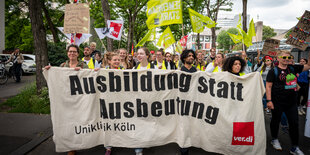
xmin=266 ymin=100 xmax=272 ymax=102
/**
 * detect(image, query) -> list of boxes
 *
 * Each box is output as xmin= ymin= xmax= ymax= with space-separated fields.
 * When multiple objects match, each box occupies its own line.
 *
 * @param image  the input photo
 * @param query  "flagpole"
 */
xmin=118 ymin=40 xmax=121 ymax=49
xmin=74 ymin=32 xmax=76 ymax=45
xmin=182 ymin=24 xmax=184 ymax=37
xmin=99 ymin=39 xmax=107 ymax=53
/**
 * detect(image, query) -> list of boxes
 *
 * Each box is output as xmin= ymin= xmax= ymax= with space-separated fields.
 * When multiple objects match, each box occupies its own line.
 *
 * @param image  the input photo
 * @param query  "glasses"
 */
xmin=265 ymin=59 xmax=272 ymax=62
xmin=278 ymin=56 xmax=293 ymax=60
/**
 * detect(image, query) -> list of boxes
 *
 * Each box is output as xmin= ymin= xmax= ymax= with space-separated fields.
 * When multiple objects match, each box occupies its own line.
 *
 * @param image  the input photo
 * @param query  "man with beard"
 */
xmin=180 ymin=49 xmax=197 ymax=73
xmin=179 ymin=49 xmax=196 ymax=155
xmin=82 ymin=46 xmax=100 ymax=69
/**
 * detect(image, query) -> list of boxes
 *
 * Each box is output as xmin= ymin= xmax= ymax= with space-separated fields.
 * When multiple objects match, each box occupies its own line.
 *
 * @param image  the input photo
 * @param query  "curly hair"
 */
xmin=222 ymin=56 xmax=246 ymax=74
xmin=180 ymin=49 xmax=196 ymax=64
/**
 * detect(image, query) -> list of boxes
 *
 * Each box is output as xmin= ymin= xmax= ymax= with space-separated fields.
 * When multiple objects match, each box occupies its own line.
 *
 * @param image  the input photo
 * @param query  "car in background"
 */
xmin=0 ymin=53 xmax=36 ymax=74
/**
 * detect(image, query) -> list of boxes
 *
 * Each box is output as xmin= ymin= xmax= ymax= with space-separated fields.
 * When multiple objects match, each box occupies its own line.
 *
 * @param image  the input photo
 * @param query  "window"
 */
xmin=205 ymin=36 xmax=210 ymax=42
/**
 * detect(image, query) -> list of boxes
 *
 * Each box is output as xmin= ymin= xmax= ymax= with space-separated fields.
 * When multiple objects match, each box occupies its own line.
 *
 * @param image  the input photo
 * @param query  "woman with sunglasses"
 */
xmin=266 ymin=50 xmax=310 ymax=155
xmin=257 ymin=55 xmax=274 ymax=113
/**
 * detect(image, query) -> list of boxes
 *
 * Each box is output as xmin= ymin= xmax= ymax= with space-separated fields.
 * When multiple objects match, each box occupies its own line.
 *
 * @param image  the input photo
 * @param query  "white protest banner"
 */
xmin=262 ymin=38 xmax=280 ymax=56
xmin=43 ymin=68 xmax=266 ymax=155
xmin=64 ymin=3 xmax=90 ymax=34
xmin=286 ymin=10 xmax=310 ymax=51
xmin=94 ymin=20 xmax=124 ymax=40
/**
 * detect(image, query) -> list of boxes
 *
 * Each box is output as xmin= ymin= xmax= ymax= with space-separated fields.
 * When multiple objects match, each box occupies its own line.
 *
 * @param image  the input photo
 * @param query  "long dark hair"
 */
xmin=261 ymin=55 xmax=274 ymax=72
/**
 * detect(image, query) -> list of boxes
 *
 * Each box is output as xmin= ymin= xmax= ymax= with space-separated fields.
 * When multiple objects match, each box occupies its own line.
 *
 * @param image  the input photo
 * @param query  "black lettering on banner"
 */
xmin=236 ymin=83 xmax=244 ymax=101
xmin=123 ymin=101 xmax=134 ymax=118
xmin=179 ymin=73 xmax=191 ymax=92
xmin=100 ymin=99 xmax=108 ymax=119
xmin=109 ymin=102 xmax=121 ymax=119
xmin=165 ymin=99 xmax=175 ymax=115
xmin=109 ymin=72 xmax=121 ymax=92
xmin=181 ymin=100 xmax=191 ymax=116
xmin=136 ymin=99 xmax=148 ymax=117
xmin=141 ymin=71 xmax=152 ymax=91
xmin=176 ymin=97 xmax=180 ymax=114
xmin=198 ymin=76 xmax=208 ymax=93
xmin=83 ymin=77 xmax=96 ymax=94
xmin=123 ymin=72 xmax=130 ymax=91
xmin=155 ymin=75 xmax=166 ymax=91
xmin=217 ymin=81 xmax=228 ymax=98
xmin=205 ymin=106 xmax=219 ymax=124
xmin=230 ymin=82 xmax=236 ymax=100
xmin=167 ymin=73 xmax=178 ymax=89
xmin=69 ymin=75 xmax=83 ymax=95
xmin=96 ymin=76 xmax=107 ymax=93
xmin=132 ymin=72 xmax=138 ymax=91
xmin=192 ymin=102 xmax=204 ymax=119
xmin=151 ymin=101 xmax=163 ymax=117
xmin=209 ymin=78 xmax=216 ymax=97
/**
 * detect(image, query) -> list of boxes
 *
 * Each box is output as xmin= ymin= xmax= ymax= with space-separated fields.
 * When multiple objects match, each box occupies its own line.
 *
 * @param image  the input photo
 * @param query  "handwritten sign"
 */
xmin=286 ymin=10 xmax=310 ymax=51
xmin=64 ymin=3 xmax=90 ymax=34
xmin=262 ymin=38 xmax=280 ymax=56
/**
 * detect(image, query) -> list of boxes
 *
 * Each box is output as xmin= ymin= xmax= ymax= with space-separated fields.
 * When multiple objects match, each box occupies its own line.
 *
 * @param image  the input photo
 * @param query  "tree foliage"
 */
xmin=216 ymin=28 xmax=238 ymax=51
xmin=263 ymin=25 xmax=277 ymax=40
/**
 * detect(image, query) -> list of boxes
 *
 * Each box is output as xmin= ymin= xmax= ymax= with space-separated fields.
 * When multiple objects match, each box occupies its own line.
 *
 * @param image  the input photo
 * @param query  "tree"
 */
xmin=263 ymin=25 xmax=277 ymax=40
xmin=217 ymin=28 xmax=239 ymax=50
xmin=101 ymin=0 xmax=114 ymax=51
xmin=28 ymin=0 xmax=49 ymax=92
xmin=205 ymin=0 xmax=233 ymax=48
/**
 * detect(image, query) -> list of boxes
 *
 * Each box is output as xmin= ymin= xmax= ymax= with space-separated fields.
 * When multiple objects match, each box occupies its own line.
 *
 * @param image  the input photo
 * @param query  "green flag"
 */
xmin=157 ymin=27 xmax=176 ymax=49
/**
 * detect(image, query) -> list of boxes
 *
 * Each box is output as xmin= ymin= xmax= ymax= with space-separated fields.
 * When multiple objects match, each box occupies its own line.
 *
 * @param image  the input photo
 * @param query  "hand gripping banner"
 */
xmin=43 ymin=68 xmax=266 ymax=154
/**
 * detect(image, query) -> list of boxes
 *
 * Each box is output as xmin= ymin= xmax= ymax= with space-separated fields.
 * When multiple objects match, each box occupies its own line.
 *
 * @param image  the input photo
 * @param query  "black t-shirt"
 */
xmin=181 ymin=66 xmax=197 ymax=73
xmin=266 ymin=65 xmax=303 ymax=105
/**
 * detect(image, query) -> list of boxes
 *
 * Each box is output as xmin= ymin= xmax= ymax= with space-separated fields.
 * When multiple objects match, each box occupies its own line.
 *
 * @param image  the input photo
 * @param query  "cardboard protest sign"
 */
xmin=262 ymin=38 xmax=280 ymax=56
xmin=43 ymin=68 xmax=266 ymax=155
xmin=286 ymin=10 xmax=310 ymax=51
xmin=64 ymin=3 xmax=90 ymax=34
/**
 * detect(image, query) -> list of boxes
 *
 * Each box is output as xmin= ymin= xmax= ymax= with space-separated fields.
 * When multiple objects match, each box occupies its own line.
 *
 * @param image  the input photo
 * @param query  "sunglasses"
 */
xmin=265 ymin=59 xmax=272 ymax=62
xmin=278 ymin=56 xmax=293 ymax=60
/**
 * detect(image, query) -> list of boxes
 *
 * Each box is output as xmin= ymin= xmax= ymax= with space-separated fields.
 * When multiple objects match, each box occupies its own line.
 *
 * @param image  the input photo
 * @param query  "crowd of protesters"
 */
xmin=45 ymin=42 xmax=310 ymax=155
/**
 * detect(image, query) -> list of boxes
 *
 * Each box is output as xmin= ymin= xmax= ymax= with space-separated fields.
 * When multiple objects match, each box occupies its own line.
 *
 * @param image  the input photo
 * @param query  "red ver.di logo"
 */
xmin=231 ymin=122 xmax=254 ymax=145
xmin=109 ymin=22 xmax=122 ymax=38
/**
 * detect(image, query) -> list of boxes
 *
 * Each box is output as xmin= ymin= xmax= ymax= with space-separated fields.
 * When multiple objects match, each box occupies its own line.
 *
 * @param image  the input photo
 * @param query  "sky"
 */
xmin=220 ymin=0 xmax=310 ymax=30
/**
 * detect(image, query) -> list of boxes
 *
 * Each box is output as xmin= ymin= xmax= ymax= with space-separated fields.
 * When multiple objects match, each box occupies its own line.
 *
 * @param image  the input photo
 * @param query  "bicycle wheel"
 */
xmin=0 ymin=73 xmax=8 ymax=85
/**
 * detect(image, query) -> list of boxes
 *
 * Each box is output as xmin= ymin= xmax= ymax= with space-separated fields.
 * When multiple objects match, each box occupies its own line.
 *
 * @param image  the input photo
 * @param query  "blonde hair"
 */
xmin=90 ymin=42 xmax=96 ymax=47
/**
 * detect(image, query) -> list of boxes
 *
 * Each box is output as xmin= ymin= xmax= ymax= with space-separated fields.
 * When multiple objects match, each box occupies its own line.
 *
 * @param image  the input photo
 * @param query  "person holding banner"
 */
xmin=44 ymin=44 xmax=88 ymax=155
xmin=179 ymin=49 xmax=197 ymax=155
xmin=222 ymin=56 xmax=246 ymax=76
xmin=205 ymin=53 xmax=225 ymax=73
xmin=266 ymin=50 xmax=310 ymax=155
xmin=195 ymin=50 xmax=206 ymax=71
xmin=132 ymin=47 xmax=154 ymax=155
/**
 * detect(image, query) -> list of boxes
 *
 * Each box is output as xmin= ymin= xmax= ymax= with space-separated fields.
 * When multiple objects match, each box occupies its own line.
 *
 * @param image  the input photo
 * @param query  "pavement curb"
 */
xmin=10 ymin=127 xmax=53 ymax=155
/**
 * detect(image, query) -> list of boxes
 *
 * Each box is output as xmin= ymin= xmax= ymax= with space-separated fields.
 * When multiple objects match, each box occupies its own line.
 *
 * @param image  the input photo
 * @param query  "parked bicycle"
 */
xmin=0 ymin=60 xmax=20 ymax=85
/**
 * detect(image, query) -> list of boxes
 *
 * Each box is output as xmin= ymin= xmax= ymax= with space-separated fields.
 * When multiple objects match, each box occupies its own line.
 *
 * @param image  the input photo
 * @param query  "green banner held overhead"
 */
xmin=157 ymin=26 xmax=176 ymax=49
xmin=146 ymin=0 xmax=183 ymax=29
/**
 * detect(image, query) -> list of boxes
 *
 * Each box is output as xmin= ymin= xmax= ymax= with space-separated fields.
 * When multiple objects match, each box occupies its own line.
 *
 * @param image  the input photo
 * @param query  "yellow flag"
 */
xmin=188 ymin=8 xmax=216 ymax=33
xmin=175 ymin=41 xmax=183 ymax=53
xmin=136 ymin=28 xmax=156 ymax=47
xmin=248 ymin=19 xmax=256 ymax=38
xmin=157 ymin=27 xmax=176 ymax=49
xmin=146 ymin=0 xmax=183 ymax=29
xmin=236 ymin=14 xmax=242 ymax=32
xmin=241 ymin=29 xmax=253 ymax=47
xmin=227 ymin=32 xmax=242 ymax=44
